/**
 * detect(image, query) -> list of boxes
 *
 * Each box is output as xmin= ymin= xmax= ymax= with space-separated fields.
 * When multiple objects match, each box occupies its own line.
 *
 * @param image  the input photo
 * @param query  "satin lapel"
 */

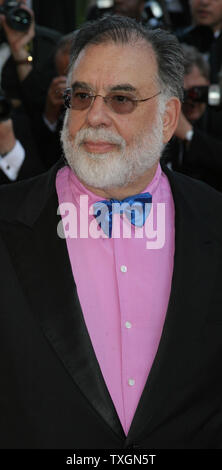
xmin=125 ymin=170 xmax=218 ymax=444
xmin=1 ymin=189 xmax=125 ymax=441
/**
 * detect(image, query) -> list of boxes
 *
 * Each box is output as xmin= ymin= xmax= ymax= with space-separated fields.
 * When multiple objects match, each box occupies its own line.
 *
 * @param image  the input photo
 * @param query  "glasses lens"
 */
xmin=72 ymin=92 xmax=93 ymax=110
xmin=109 ymin=94 xmax=136 ymax=114
xmin=64 ymin=90 xmax=137 ymax=114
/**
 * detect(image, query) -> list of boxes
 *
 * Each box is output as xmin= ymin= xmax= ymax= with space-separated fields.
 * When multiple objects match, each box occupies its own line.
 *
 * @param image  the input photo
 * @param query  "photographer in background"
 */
xmin=0 ymin=0 xmax=62 ymax=183
xmin=162 ymin=44 xmax=222 ymax=191
xmin=0 ymin=0 xmax=61 ymax=115
xmin=0 ymin=91 xmax=44 ymax=184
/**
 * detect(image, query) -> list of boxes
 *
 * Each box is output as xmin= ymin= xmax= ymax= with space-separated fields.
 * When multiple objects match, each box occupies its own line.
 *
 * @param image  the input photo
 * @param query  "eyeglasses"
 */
xmin=63 ymin=88 xmax=161 ymax=115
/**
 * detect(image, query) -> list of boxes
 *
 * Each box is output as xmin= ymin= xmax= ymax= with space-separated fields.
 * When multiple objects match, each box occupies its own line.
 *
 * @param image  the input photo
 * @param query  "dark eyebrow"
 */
xmin=109 ymin=84 xmax=137 ymax=93
xmin=71 ymin=81 xmax=92 ymax=91
xmin=71 ymin=81 xmax=137 ymax=93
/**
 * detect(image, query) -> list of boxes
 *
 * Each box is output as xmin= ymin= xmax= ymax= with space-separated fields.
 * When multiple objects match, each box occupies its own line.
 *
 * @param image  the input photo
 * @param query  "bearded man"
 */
xmin=1 ymin=16 xmax=222 ymax=450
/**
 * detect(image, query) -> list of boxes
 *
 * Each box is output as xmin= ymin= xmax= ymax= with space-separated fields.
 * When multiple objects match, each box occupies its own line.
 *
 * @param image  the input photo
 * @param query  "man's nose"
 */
xmin=85 ymin=95 xmax=113 ymax=128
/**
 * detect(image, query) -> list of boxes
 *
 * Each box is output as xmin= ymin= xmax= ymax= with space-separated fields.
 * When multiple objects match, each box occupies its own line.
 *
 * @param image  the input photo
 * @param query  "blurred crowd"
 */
xmin=0 ymin=0 xmax=222 ymax=191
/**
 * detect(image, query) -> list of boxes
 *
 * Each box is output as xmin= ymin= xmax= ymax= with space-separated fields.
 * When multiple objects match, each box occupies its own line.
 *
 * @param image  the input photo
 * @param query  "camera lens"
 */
xmin=6 ymin=7 xmax=32 ymax=31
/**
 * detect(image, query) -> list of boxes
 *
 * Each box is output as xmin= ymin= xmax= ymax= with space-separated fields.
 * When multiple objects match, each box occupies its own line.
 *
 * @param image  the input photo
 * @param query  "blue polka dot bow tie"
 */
xmin=93 ymin=192 xmax=152 ymax=238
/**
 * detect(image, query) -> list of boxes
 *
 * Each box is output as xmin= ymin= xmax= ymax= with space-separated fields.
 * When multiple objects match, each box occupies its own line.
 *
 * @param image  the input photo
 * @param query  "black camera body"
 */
xmin=0 ymin=0 xmax=32 ymax=32
xmin=0 ymin=90 xmax=12 ymax=122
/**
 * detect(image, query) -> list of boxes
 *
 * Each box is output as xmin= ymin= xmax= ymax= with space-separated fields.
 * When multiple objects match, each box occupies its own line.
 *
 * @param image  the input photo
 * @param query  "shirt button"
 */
xmin=125 ymin=321 xmax=132 ymax=329
xmin=128 ymin=379 xmax=135 ymax=386
xmin=6 ymin=165 xmax=10 ymax=170
xmin=120 ymin=265 xmax=127 ymax=273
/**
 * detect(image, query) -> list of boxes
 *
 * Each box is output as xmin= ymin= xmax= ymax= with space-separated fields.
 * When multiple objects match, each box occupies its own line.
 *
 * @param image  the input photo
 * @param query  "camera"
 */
xmin=0 ymin=0 xmax=32 ymax=32
xmin=184 ymin=85 xmax=222 ymax=107
xmin=0 ymin=90 xmax=12 ymax=122
xmin=144 ymin=1 xmax=164 ymax=28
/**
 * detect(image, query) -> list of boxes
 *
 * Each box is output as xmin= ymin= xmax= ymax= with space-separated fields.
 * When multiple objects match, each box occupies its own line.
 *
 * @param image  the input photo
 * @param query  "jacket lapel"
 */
xmin=1 ymin=163 xmax=125 ymax=441
xmin=125 ymin=168 xmax=218 ymax=444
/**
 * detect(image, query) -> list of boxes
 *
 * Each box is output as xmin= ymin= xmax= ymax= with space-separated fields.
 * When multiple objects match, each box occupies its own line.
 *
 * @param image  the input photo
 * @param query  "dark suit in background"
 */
xmin=32 ymin=111 xmax=65 ymax=170
xmin=32 ymin=0 xmax=76 ymax=34
xmin=162 ymin=107 xmax=222 ymax=191
xmin=166 ymin=0 xmax=191 ymax=30
xmin=1 ymin=159 xmax=222 ymax=449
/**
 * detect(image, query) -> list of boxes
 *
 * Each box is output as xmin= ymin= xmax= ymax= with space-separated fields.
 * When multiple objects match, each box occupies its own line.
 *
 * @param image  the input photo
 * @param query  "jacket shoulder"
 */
xmin=164 ymin=167 xmax=222 ymax=236
xmin=0 ymin=160 xmax=65 ymax=223
xmin=167 ymin=167 xmax=222 ymax=203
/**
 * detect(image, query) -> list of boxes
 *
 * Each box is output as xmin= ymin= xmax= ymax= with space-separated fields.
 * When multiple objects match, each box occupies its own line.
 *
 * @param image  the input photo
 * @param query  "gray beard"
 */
xmin=61 ymin=110 xmax=165 ymax=189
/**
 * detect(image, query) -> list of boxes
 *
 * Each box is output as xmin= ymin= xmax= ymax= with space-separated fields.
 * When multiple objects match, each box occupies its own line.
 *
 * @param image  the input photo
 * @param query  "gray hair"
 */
xmin=67 ymin=16 xmax=184 ymax=103
xmin=181 ymin=43 xmax=210 ymax=80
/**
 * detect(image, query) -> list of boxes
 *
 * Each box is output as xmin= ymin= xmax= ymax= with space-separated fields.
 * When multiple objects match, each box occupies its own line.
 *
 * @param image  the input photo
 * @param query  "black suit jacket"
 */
xmin=1 ymin=159 xmax=222 ymax=449
xmin=162 ymin=107 xmax=222 ymax=192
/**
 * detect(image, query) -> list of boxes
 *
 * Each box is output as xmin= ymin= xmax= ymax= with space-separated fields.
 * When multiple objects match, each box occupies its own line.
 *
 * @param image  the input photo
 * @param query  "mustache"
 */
xmin=73 ymin=127 xmax=126 ymax=148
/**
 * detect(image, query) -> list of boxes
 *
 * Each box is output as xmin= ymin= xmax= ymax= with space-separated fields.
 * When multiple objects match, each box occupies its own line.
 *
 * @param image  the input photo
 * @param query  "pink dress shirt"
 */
xmin=55 ymin=163 xmax=175 ymax=435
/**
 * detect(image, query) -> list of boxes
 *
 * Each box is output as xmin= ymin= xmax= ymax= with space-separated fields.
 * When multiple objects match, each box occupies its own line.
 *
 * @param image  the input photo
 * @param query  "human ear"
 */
xmin=162 ymin=97 xmax=181 ymax=144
